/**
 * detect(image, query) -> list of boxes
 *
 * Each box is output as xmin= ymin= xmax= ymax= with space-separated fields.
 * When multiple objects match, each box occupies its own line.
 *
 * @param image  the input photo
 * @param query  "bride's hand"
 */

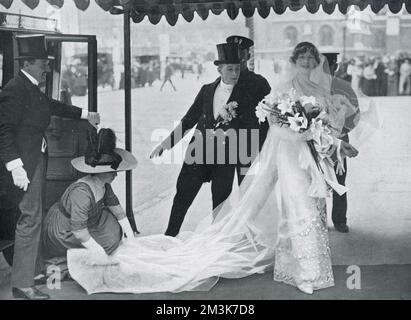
xmin=304 ymin=103 xmax=321 ymax=114
xmin=267 ymin=109 xmax=285 ymax=126
xmin=267 ymin=114 xmax=277 ymax=126
xmin=340 ymin=141 xmax=359 ymax=158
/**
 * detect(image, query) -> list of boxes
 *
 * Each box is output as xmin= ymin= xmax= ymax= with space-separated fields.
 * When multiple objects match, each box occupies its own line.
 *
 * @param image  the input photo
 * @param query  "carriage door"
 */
xmin=43 ymin=35 xmax=97 ymax=211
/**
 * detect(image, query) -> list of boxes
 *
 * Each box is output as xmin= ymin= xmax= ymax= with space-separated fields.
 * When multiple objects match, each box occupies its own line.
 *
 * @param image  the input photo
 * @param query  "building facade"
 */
xmin=254 ymin=5 xmax=411 ymax=61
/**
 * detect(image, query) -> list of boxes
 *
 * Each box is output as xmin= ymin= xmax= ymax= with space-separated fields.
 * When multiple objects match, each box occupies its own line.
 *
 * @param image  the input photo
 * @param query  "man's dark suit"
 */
xmin=330 ymin=76 xmax=360 ymax=227
xmin=164 ymin=77 xmax=255 ymax=236
xmin=235 ymin=68 xmax=271 ymax=184
xmin=0 ymin=71 xmax=83 ymax=287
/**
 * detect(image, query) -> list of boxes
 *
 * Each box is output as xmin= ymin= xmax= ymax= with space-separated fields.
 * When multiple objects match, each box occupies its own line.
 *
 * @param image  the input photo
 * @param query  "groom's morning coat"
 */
xmin=165 ymin=77 xmax=257 ymax=168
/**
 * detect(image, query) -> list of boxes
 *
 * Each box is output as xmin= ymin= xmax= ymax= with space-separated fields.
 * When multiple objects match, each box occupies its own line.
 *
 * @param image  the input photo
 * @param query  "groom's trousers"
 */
xmin=165 ymin=163 xmax=235 ymax=237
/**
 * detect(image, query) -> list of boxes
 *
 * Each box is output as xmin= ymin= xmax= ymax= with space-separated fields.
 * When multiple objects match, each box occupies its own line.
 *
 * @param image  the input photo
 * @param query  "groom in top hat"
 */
xmin=0 ymin=35 xmax=100 ymax=299
xmin=151 ymin=43 xmax=258 ymax=237
xmin=226 ymin=35 xmax=271 ymax=184
xmin=323 ymin=52 xmax=360 ymax=233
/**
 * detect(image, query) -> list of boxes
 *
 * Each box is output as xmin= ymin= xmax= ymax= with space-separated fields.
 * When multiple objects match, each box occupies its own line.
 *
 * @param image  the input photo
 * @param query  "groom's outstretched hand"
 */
xmin=150 ymin=141 xmax=167 ymax=159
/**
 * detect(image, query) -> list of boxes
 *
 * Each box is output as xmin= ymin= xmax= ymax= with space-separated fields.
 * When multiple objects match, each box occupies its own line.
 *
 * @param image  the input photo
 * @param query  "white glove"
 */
xmin=118 ymin=217 xmax=135 ymax=240
xmin=11 ymin=166 xmax=30 ymax=191
xmin=81 ymin=237 xmax=112 ymax=265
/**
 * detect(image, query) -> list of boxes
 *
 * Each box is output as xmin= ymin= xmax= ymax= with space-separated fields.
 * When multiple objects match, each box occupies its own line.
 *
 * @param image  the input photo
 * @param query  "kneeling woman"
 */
xmin=42 ymin=129 xmax=137 ymax=271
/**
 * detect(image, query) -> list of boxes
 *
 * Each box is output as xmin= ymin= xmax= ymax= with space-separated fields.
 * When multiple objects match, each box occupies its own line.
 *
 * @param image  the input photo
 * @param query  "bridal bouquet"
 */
xmin=256 ymin=89 xmax=336 ymax=171
xmin=215 ymin=101 xmax=238 ymax=129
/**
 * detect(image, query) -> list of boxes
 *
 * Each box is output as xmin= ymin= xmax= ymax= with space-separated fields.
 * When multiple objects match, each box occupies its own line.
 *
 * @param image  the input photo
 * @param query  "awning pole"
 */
xmin=124 ymin=10 xmax=139 ymax=234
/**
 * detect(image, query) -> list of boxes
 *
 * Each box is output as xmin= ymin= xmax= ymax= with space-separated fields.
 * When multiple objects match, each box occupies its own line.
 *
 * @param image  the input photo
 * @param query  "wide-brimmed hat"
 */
xmin=71 ymin=129 xmax=137 ymax=174
xmin=214 ymin=43 xmax=241 ymax=66
xmin=15 ymin=34 xmax=55 ymax=60
xmin=226 ymin=35 xmax=254 ymax=50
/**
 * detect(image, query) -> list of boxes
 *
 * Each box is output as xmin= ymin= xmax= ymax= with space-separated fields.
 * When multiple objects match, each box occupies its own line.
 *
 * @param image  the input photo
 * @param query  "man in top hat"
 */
xmin=0 ymin=34 xmax=100 ymax=299
xmin=150 ymin=43 xmax=258 ymax=237
xmin=323 ymin=52 xmax=360 ymax=233
xmin=226 ymin=35 xmax=271 ymax=184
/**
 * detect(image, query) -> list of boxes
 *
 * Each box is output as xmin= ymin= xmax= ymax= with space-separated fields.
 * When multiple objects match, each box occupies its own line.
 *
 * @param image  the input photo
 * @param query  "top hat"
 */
xmin=214 ymin=43 xmax=241 ymax=66
xmin=15 ymin=34 xmax=55 ymax=60
xmin=139 ymin=55 xmax=152 ymax=63
xmin=71 ymin=128 xmax=137 ymax=174
xmin=322 ymin=52 xmax=339 ymax=65
xmin=226 ymin=35 xmax=254 ymax=50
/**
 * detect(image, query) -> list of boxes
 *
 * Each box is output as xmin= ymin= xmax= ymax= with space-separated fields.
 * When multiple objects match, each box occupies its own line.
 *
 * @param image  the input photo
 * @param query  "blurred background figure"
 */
xmin=399 ymin=58 xmax=411 ymax=95
xmin=160 ymin=60 xmax=176 ymax=92
xmin=196 ymin=61 xmax=203 ymax=80
xmin=374 ymin=56 xmax=387 ymax=96
xmin=335 ymin=57 xmax=352 ymax=83
xmin=362 ymin=59 xmax=377 ymax=96
xmin=347 ymin=58 xmax=363 ymax=96
xmin=385 ymin=56 xmax=399 ymax=96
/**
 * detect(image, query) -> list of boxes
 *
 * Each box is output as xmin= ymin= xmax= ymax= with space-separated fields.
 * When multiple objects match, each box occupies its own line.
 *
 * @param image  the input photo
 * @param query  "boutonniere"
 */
xmin=215 ymin=101 xmax=238 ymax=128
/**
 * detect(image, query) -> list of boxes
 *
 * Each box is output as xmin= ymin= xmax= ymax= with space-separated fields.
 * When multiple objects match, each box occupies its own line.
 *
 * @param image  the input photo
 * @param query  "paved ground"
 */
xmin=0 ymin=263 xmax=410 ymax=300
xmin=1 ymin=72 xmax=410 ymax=299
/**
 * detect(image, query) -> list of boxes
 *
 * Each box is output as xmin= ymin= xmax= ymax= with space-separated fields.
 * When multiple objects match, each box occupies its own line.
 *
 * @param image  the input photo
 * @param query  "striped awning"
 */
xmin=1 ymin=0 xmax=410 ymax=25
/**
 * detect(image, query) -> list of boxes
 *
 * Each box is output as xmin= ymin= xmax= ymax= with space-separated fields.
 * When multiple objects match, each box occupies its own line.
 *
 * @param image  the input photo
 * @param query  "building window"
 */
xmin=375 ymin=29 xmax=386 ymax=48
xmin=283 ymin=26 xmax=298 ymax=47
xmin=319 ymin=25 xmax=334 ymax=46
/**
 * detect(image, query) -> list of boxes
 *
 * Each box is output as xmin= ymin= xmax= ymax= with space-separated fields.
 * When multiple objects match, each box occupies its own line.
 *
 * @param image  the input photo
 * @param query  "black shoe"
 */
xmin=334 ymin=223 xmax=349 ymax=233
xmin=34 ymin=274 xmax=47 ymax=286
xmin=12 ymin=287 xmax=50 ymax=300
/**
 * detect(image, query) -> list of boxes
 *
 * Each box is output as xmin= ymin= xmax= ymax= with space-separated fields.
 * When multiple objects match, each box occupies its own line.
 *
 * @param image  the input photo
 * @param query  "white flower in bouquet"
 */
xmin=277 ymin=100 xmax=293 ymax=115
xmin=264 ymin=93 xmax=278 ymax=106
xmin=255 ymin=102 xmax=268 ymax=123
xmin=255 ymin=94 xmax=281 ymax=123
xmin=299 ymin=95 xmax=317 ymax=107
xmin=283 ymin=88 xmax=297 ymax=102
xmin=309 ymin=118 xmax=334 ymax=157
xmin=288 ymin=113 xmax=308 ymax=132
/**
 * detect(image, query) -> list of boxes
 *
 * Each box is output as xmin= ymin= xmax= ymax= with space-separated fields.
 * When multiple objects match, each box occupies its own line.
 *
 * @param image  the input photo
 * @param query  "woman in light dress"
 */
xmin=66 ymin=42 xmax=359 ymax=296
xmin=347 ymin=58 xmax=364 ymax=96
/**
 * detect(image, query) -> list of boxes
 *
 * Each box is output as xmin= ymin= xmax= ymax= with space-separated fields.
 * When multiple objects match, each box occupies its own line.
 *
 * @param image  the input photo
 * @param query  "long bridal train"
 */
xmin=67 ymin=122 xmax=335 ymax=294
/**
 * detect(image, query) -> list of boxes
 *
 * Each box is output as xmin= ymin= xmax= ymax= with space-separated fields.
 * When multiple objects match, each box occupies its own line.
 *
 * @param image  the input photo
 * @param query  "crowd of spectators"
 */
xmin=335 ymin=52 xmax=411 ymax=97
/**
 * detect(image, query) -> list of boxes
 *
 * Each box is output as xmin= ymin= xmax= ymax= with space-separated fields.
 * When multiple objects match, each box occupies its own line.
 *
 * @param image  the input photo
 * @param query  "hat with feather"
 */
xmin=71 ymin=128 xmax=137 ymax=174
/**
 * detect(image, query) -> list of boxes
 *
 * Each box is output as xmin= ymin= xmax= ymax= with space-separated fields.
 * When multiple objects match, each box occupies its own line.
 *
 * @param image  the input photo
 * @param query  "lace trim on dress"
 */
xmin=273 ymin=199 xmax=334 ymax=290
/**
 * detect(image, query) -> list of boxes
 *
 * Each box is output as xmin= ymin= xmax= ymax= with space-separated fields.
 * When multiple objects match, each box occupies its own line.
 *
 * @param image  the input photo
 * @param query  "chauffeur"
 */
xmin=226 ymin=35 xmax=271 ymax=184
xmin=323 ymin=52 xmax=360 ymax=233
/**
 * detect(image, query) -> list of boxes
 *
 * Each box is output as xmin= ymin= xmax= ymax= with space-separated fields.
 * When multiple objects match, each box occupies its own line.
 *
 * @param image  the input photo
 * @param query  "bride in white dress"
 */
xmin=66 ymin=42 xmax=359 ymax=295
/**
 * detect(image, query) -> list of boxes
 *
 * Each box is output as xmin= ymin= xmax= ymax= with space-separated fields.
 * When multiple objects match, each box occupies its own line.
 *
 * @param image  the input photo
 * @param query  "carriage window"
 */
xmin=59 ymin=42 xmax=89 ymax=108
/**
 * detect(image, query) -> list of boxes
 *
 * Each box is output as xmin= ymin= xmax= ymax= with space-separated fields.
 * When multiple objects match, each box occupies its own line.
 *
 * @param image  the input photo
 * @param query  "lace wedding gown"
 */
xmin=67 ymin=121 xmax=340 ymax=294
xmin=67 ymin=57 xmax=354 ymax=294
